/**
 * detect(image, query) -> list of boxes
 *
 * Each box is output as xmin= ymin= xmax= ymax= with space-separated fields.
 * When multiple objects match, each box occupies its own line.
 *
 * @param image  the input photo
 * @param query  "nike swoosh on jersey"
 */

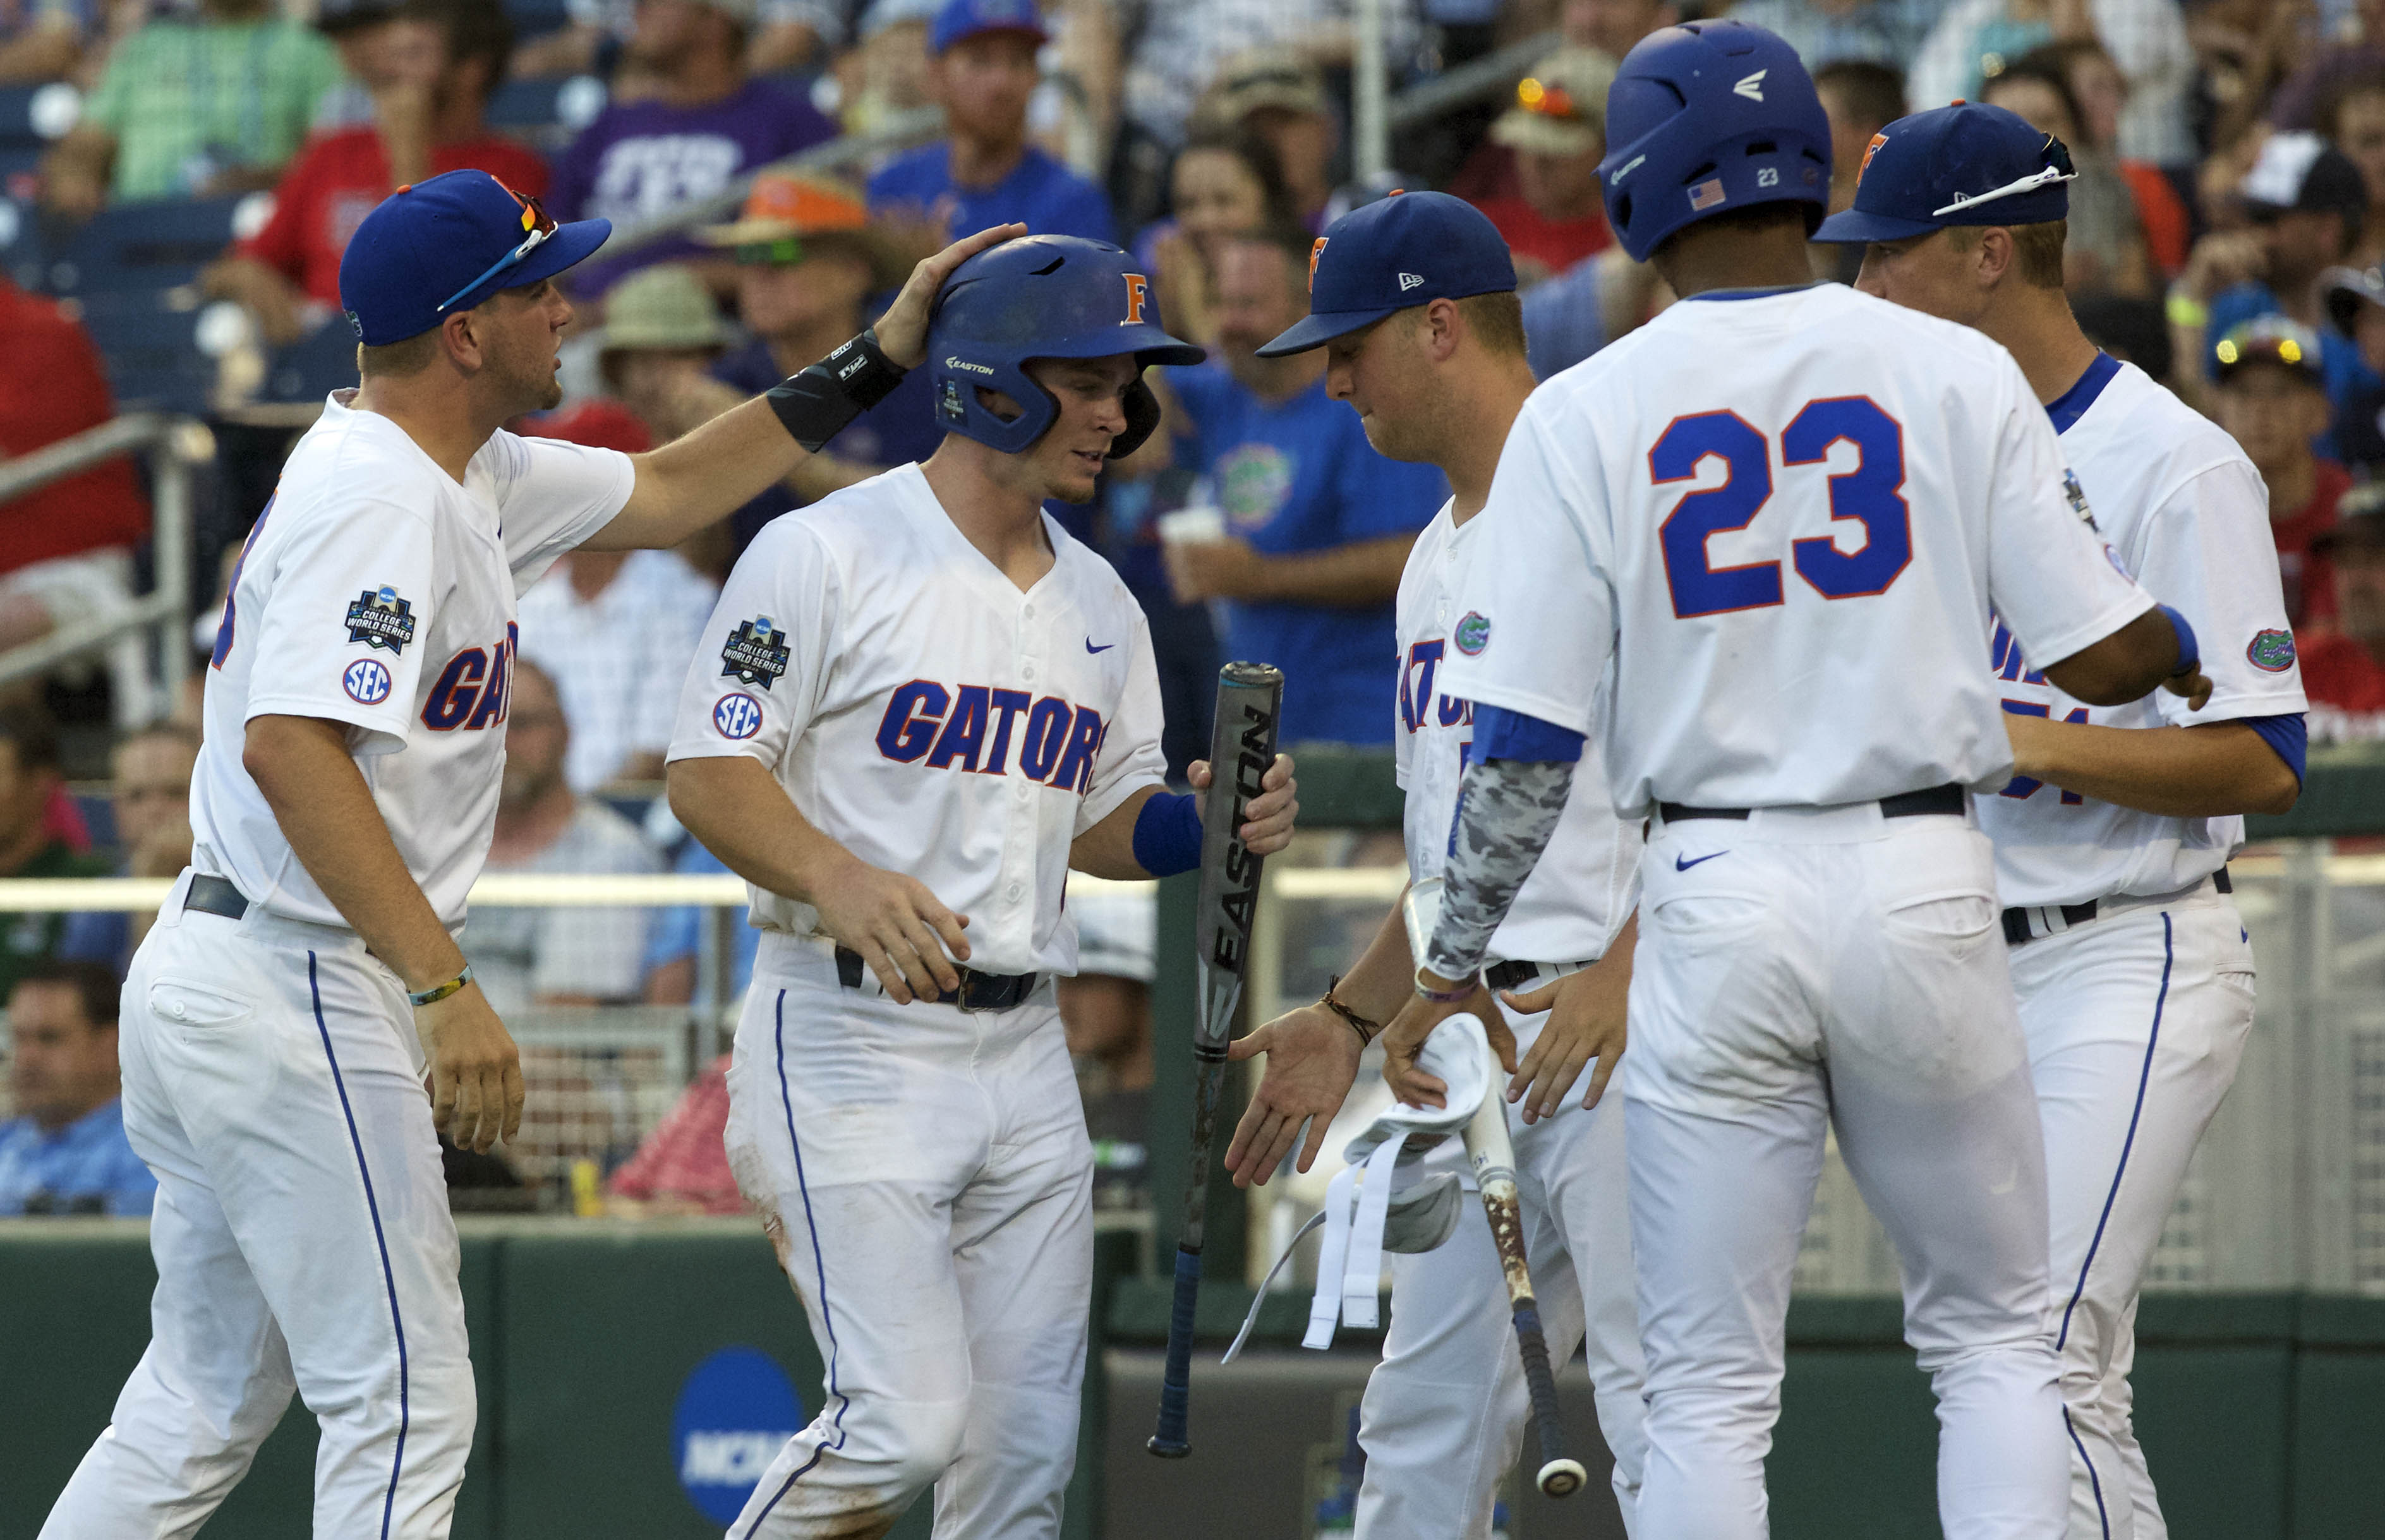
xmin=1085 ymin=639 xmax=1114 ymax=654
xmin=1674 ymin=850 xmax=1730 ymax=870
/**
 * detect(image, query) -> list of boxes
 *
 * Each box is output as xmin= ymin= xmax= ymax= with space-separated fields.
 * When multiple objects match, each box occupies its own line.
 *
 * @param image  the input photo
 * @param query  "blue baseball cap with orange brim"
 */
xmin=1255 ymin=189 xmax=1518 ymax=357
xmin=339 ymin=170 xmax=612 ymax=346
xmin=1811 ymin=102 xmax=2074 ymax=246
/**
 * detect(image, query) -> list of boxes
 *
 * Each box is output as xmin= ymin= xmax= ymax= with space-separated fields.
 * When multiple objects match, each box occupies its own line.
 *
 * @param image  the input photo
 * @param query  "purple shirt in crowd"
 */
xmin=547 ymin=78 xmax=838 ymax=295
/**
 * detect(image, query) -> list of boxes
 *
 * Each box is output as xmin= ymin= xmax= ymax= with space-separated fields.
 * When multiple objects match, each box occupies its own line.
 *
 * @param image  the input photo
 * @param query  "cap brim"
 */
xmin=453 ymin=217 xmax=612 ymax=311
xmin=1255 ymin=306 xmax=1401 ymax=357
xmin=1809 ymin=207 xmax=1941 ymax=244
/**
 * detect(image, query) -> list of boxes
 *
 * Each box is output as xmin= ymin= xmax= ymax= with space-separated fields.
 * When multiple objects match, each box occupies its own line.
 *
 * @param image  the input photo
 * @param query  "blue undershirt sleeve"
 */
xmin=2242 ymin=713 xmax=2307 ymax=786
xmin=1472 ymin=704 xmax=1585 ymax=763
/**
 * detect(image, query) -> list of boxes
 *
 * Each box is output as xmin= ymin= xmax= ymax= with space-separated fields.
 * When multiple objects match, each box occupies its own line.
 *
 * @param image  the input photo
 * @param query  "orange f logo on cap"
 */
xmin=1309 ymin=237 xmax=1327 ymax=293
xmin=1857 ymin=132 xmax=1888 ymax=186
xmin=1122 ymin=272 xmax=1150 ymax=325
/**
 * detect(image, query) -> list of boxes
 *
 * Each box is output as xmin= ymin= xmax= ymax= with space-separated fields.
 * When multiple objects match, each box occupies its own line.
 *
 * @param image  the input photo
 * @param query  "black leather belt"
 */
xmin=185 ymin=874 xmax=249 ymax=920
xmin=833 ymin=944 xmax=1039 ymax=1012
xmin=2002 ymin=867 xmax=2231 ymax=946
xmin=1485 ymin=957 xmax=1591 ymax=992
xmin=1659 ymin=782 xmax=1966 ymax=824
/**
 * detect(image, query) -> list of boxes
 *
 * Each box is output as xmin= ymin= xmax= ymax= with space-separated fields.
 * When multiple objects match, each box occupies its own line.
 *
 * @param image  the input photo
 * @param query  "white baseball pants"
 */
xmin=1627 ymin=803 xmax=2067 ymax=1540
xmin=724 ymin=936 xmax=1092 ymax=1540
xmin=43 ymin=874 xmax=474 ymax=1539
xmin=2009 ymin=885 xmax=2254 ymax=1540
xmin=1355 ymin=990 xmax=1646 ymax=1538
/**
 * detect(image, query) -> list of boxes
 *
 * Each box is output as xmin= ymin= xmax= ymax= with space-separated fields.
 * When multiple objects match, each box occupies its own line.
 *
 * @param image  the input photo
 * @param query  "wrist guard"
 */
xmin=765 ymin=330 xmax=909 ymax=453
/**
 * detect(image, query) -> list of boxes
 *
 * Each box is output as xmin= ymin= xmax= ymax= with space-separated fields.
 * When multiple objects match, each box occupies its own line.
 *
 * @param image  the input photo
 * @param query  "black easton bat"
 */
xmin=1148 ymin=661 xmax=1284 ymax=1459
xmin=1401 ymin=879 xmax=1587 ymax=1499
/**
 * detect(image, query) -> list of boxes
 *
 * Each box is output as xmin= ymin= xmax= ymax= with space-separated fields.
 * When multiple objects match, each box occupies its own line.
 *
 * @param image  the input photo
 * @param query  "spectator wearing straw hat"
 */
xmin=704 ymin=171 xmax=943 ymax=481
xmin=868 ymin=0 xmax=1114 ymax=245
xmin=546 ymin=0 xmax=838 ymax=296
xmin=1190 ymin=45 xmax=1338 ymax=231
xmin=1464 ymin=48 xmax=1617 ymax=288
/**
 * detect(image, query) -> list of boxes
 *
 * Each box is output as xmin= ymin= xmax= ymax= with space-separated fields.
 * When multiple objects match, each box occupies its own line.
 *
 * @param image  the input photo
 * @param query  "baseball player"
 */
xmin=1377 ymin=24 xmax=2219 ymax=1540
xmin=1221 ymin=191 xmax=1648 ymax=1535
xmin=42 ymin=171 xmax=1021 ymax=1538
xmin=1816 ymin=104 xmax=2305 ymax=1540
xmin=663 ymin=234 xmax=1298 ymax=1539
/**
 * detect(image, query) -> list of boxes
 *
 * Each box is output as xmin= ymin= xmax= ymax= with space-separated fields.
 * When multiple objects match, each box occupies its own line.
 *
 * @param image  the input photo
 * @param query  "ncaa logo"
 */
xmin=713 ymin=692 xmax=763 ymax=740
xmin=343 ymin=657 xmax=393 ymax=706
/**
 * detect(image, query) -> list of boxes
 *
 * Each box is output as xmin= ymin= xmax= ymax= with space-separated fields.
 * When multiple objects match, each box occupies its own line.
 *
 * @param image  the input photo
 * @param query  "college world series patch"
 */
xmin=720 ymin=617 xmax=790 ymax=689
xmin=344 ymin=586 xmax=416 ymax=653
xmin=2247 ymin=628 xmax=2297 ymax=673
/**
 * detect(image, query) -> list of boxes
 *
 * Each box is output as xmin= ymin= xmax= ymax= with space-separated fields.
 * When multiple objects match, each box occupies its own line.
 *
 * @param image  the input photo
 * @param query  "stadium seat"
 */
xmin=261 ymin=316 xmax=363 ymax=406
xmin=42 ymin=194 xmax=246 ymax=297
xmin=70 ymin=291 xmax=225 ymax=416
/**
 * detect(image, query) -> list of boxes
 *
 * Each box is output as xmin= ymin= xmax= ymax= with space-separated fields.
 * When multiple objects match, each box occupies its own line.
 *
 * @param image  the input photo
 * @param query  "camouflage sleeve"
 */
xmin=1422 ymin=757 xmax=1574 ymax=982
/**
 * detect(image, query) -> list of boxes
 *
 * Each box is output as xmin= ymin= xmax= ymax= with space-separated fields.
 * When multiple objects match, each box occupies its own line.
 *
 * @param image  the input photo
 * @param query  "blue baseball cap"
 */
xmin=339 ymin=170 xmax=612 ymax=346
xmin=931 ymin=0 xmax=1046 ymax=54
xmin=1255 ymin=191 xmax=1517 ymax=358
xmin=1811 ymin=102 xmax=2074 ymax=246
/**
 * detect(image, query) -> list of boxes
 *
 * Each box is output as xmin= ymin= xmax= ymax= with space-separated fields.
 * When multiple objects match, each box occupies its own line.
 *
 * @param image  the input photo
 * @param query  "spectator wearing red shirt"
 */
xmin=605 ymin=1053 xmax=741 ymax=1215
xmin=202 ymin=0 xmax=542 ymax=344
xmin=2211 ymin=316 xmax=2350 ymax=630
xmin=1467 ymin=48 xmax=1616 ymax=289
xmin=0 ymin=274 xmax=154 ymax=721
xmin=2300 ymin=504 xmax=2385 ymax=741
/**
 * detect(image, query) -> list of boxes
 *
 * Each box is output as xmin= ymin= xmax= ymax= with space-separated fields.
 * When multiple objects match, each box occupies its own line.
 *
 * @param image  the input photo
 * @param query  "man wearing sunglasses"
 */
xmin=41 ymin=168 xmax=1019 ymax=1539
xmin=1821 ymin=102 xmax=2307 ymax=1540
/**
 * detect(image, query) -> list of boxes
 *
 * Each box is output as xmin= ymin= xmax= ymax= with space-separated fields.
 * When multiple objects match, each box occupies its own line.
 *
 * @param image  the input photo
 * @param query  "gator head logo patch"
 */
xmin=2247 ymin=628 xmax=2297 ymax=673
xmin=1454 ymin=611 xmax=1490 ymax=656
xmin=344 ymin=586 xmax=416 ymax=654
xmin=720 ymin=617 xmax=790 ymax=689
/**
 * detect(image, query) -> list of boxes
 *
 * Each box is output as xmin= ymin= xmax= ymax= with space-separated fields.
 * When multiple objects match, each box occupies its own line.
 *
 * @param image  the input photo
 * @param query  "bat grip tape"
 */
xmin=1151 ymin=1244 xmax=1203 ymax=1453
xmin=1514 ymin=1302 xmax=1566 ymax=1459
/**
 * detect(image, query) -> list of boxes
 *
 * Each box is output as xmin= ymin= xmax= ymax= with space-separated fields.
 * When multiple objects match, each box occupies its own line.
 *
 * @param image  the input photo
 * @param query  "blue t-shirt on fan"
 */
xmin=1169 ymin=365 xmax=1447 ymax=746
xmin=867 ymin=141 xmax=1115 ymax=244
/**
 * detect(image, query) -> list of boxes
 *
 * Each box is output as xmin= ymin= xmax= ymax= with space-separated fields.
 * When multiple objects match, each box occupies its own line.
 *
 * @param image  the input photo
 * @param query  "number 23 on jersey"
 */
xmin=1653 ymin=397 xmax=1911 ymax=618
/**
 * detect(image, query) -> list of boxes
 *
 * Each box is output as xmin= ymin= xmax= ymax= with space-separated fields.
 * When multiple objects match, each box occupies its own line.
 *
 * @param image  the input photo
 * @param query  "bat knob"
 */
xmin=1147 ymin=1435 xmax=1191 ymax=1459
xmin=1536 ymin=1457 xmax=1588 ymax=1498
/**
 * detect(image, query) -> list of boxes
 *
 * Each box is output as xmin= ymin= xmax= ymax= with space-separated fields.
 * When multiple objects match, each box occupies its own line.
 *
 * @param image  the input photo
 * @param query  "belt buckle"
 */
xmin=950 ymin=970 xmax=993 ymax=1013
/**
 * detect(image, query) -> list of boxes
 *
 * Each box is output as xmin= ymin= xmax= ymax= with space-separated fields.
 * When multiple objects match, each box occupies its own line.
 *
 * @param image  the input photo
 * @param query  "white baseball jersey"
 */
xmin=192 ymin=393 xmax=634 ymax=929
xmin=1438 ymin=284 xmax=2154 ymax=814
xmin=667 ymin=463 xmax=1170 ymax=975
xmin=1980 ymin=356 xmax=2307 ymax=908
xmin=1396 ymin=501 xmax=1639 ymax=965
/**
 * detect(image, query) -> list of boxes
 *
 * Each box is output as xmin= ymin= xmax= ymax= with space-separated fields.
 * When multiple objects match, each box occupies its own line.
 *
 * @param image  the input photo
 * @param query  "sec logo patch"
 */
xmin=342 ymin=657 xmax=393 ymax=706
xmin=1454 ymin=611 xmax=1490 ymax=656
xmin=2247 ymin=628 xmax=2297 ymax=673
xmin=713 ymin=693 xmax=763 ymax=740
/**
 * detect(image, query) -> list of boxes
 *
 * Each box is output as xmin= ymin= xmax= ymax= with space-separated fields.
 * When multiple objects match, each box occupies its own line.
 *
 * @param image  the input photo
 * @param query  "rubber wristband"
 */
xmin=1414 ymin=967 xmax=1476 ymax=1004
xmin=2156 ymin=603 xmax=2200 ymax=677
xmin=1320 ymin=976 xmax=1381 ymax=1045
xmin=1131 ymin=791 xmax=1203 ymax=877
xmin=409 ymin=963 xmax=474 ymax=1007
xmin=764 ymin=329 xmax=909 ymax=453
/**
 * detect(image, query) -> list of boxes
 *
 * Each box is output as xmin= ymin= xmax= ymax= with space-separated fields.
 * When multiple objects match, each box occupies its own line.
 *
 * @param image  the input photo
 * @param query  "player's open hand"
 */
xmin=1500 ymin=915 xmax=1635 ymax=1122
xmin=1187 ymin=752 xmax=1298 ymax=855
xmin=416 ymin=981 xmax=523 ymax=1153
xmin=872 ymin=223 xmax=1029 ymax=369
xmin=1224 ymin=1003 xmax=1362 ymax=1187
xmin=808 ymin=850 xmax=972 ymax=1004
xmin=1379 ymin=978 xmax=1511 ymax=1109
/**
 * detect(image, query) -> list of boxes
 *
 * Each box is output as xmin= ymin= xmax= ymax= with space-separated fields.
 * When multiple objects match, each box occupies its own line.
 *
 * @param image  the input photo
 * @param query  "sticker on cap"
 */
xmin=1689 ymin=179 xmax=1727 ymax=212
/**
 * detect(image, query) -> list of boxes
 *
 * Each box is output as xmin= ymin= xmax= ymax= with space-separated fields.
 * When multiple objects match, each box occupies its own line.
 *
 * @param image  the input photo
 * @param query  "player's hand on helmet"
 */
xmin=1379 ymin=976 xmax=1511 ymax=1110
xmin=872 ymin=222 xmax=1029 ymax=369
xmin=809 ymin=851 xmax=972 ymax=1004
xmin=1500 ymin=949 xmax=1631 ymax=1124
xmin=1224 ymin=1003 xmax=1363 ymax=1187
xmin=415 ymin=980 xmax=523 ymax=1154
xmin=1187 ymin=752 xmax=1299 ymax=855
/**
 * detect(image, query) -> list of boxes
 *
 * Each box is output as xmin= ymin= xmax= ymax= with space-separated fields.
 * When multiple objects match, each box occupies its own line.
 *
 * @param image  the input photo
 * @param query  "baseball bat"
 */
xmin=1399 ymin=882 xmax=1588 ymax=1500
xmin=1147 ymin=661 xmax=1284 ymax=1460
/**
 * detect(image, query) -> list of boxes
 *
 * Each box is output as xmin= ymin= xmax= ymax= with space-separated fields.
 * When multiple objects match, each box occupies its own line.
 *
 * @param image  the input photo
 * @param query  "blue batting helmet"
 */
xmin=926 ymin=234 xmax=1204 ymax=457
xmin=1597 ymin=20 xmax=1830 ymax=263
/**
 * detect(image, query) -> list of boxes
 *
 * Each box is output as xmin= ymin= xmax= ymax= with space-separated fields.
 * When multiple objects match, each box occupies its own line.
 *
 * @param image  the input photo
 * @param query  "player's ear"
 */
xmin=1426 ymin=298 xmax=1463 ymax=361
xmin=1974 ymin=227 xmax=2015 ymax=288
xmin=440 ymin=311 xmax=484 ymax=373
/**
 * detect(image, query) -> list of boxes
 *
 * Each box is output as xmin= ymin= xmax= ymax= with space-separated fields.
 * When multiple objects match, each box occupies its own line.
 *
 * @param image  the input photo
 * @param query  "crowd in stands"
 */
xmin=16 ymin=0 xmax=2385 ymax=1212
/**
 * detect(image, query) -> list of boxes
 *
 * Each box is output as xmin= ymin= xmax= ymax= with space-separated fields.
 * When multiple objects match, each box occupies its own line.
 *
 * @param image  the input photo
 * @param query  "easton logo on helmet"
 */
xmin=1734 ymin=69 xmax=1767 ymax=101
xmin=2247 ymin=629 xmax=2297 ymax=673
xmin=1122 ymin=273 xmax=1150 ymax=325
